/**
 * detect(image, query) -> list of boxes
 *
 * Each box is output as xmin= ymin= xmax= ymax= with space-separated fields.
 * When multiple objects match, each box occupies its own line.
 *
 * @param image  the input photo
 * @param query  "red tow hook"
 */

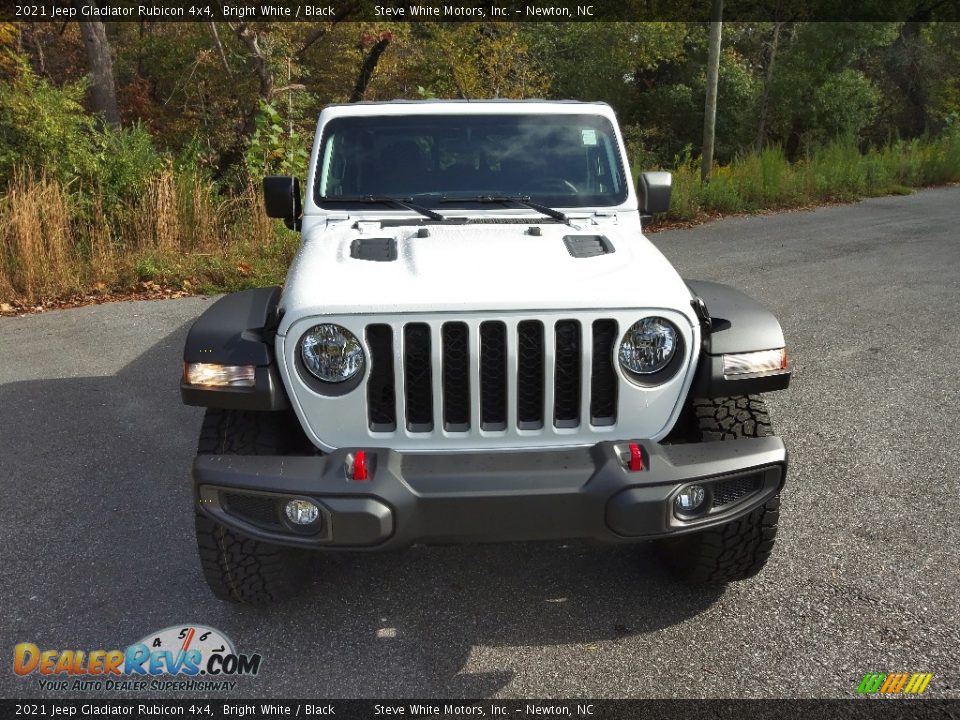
xmin=628 ymin=442 xmax=644 ymax=472
xmin=348 ymin=450 xmax=369 ymax=481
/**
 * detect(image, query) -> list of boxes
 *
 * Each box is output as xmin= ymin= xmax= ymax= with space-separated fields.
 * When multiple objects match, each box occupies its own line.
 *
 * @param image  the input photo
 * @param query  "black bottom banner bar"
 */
xmin=2 ymin=700 xmax=958 ymax=719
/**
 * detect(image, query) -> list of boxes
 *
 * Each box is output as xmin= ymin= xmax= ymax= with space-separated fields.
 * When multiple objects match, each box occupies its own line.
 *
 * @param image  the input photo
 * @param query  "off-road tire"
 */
xmin=657 ymin=395 xmax=781 ymax=584
xmin=194 ymin=408 xmax=310 ymax=606
xmin=196 ymin=406 xmax=312 ymax=456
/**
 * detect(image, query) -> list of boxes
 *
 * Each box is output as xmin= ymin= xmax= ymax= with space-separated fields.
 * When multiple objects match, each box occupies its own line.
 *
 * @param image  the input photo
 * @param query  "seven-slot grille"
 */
xmin=364 ymin=318 xmax=619 ymax=434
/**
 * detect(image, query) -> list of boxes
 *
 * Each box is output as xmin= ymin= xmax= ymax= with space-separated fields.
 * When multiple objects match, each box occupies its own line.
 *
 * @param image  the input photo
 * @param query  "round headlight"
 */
xmin=300 ymin=324 xmax=364 ymax=383
xmin=618 ymin=317 xmax=678 ymax=376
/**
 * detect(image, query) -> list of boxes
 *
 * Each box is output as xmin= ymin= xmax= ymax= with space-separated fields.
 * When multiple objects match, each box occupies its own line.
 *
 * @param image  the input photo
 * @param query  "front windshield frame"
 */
xmin=313 ymin=112 xmax=629 ymax=211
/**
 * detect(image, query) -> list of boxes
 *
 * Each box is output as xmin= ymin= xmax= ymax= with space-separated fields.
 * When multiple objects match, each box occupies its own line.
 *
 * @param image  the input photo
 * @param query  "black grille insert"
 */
xmin=404 ymin=324 xmax=433 ymax=431
xmin=516 ymin=321 xmax=545 ymax=429
xmin=366 ymin=324 xmax=396 ymax=431
xmin=222 ymin=493 xmax=280 ymax=529
xmin=554 ymin=320 xmax=581 ymax=427
xmin=442 ymin=322 xmax=470 ymax=431
xmin=590 ymin=319 xmax=618 ymax=425
xmin=364 ymin=316 xmax=620 ymax=436
xmin=713 ymin=475 xmax=762 ymax=507
xmin=480 ymin=321 xmax=508 ymax=430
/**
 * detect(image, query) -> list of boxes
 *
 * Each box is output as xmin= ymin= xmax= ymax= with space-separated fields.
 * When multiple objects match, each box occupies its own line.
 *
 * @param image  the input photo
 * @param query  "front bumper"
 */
xmin=194 ymin=437 xmax=787 ymax=550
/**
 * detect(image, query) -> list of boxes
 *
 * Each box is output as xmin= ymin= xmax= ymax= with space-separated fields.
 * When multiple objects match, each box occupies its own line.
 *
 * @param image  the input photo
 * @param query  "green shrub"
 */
xmin=245 ymin=100 xmax=310 ymax=180
xmin=0 ymin=60 xmax=162 ymax=212
xmin=0 ymin=61 xmax=98 ymax=187
xmin=94 ymin=123 xmax=163 ymax=209
xmin=665 ymin=131 xmax=960 ymax=222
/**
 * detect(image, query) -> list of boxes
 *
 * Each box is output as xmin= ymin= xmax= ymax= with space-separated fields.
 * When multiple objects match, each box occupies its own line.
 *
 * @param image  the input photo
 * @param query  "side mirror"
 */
xmin=263 ymin=176 xmax=303 ymax=230
xmin=638 ymin=171 xmax=672 ymax=219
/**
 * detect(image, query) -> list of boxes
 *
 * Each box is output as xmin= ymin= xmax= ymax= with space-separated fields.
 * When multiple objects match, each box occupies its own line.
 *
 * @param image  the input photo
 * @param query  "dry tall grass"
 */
xmin=0 ymin=167 xmax=296 ymax=306
xmin=0 ymin=170 xmax=82 ymax=302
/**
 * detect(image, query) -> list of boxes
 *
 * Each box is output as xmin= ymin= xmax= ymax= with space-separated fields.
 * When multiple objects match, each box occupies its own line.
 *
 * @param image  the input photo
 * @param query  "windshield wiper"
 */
xmin=439 ymin=194 xmax=568 ymax=222
xmin=318 ymin=195 xmax=445 ymax=221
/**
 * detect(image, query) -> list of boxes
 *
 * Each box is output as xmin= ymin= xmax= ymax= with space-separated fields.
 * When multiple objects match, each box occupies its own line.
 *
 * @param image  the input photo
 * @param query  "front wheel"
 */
xmin=656 ymin=395 xmax=782 ymax=583
xmin=194 ymin=408 xmax=311 ymax=606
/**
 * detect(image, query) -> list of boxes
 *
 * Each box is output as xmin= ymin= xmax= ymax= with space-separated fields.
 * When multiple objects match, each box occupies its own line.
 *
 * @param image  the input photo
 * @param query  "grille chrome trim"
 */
xmin=542 ymin=323 xmax=557 ymax=436
xmin=429 ymin=321 xmax=445 ymax=435
xmin=579 ymin=321 xmax=593 ymax=431
xmin=392 ymin=330 xmax=407 ymax=435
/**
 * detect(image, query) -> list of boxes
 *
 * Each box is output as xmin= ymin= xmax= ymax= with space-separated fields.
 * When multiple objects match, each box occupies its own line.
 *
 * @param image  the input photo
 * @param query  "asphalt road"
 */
xmin=2 ymin=187 xmax=959 ymax=700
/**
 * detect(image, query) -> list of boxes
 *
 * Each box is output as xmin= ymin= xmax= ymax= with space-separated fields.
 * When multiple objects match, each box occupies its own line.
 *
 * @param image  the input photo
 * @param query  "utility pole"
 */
xmin=701 ymin=0 xmax=723 ymax=184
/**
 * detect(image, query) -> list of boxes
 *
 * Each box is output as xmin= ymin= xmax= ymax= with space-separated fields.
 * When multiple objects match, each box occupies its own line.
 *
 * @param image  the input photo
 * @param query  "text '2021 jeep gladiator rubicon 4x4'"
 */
xmin=181 ymin=100 xmax=790 ymax=606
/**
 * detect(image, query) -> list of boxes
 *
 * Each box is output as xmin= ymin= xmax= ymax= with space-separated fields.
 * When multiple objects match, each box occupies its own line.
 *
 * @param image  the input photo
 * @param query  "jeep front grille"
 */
xmin=365 ymin=317 xmax=619 ymax=434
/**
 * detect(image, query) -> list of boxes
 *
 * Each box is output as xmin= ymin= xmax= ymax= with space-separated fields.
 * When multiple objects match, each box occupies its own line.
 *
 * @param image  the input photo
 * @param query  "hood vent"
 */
xmin=351 ymin=238 xmax=397 ymax=262
xmin=563 ymin=235 xmax=614 ymax=258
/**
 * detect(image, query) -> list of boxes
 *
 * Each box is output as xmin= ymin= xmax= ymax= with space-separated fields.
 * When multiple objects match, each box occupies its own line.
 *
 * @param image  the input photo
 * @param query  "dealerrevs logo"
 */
xmin=13 ymin=625 xmax=261 ymax=692
xmin=856 ymin=672 xmax=933 ymax=696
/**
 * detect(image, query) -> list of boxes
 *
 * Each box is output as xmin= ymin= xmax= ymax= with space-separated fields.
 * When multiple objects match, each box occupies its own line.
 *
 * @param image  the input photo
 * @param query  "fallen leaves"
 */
xmin=646 ymin=196 xmax=872 ymax=234
xmin=0 ymin=282 xmax=197 ymax=317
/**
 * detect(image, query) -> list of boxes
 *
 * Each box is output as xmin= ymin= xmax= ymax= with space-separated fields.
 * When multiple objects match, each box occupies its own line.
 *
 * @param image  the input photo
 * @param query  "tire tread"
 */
xmin=658 ymin=394 xmax=781 ymax=584
xmin=194 ymin=408 xmax=309 ymax=606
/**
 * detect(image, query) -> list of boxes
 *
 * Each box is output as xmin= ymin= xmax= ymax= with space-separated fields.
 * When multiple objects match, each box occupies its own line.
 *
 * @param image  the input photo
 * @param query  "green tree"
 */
xmin=766 ymin=22 xmax=899 ymax=153
xmin=411 ymin=23 xmax=549 ymax=99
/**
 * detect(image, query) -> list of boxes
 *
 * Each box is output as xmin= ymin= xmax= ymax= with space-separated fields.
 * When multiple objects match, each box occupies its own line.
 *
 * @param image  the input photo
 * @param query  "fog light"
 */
xmin=284 ymin=499 xmax=320 ymax=526
xmin=674 ymin=485 xmax=706 ymax=515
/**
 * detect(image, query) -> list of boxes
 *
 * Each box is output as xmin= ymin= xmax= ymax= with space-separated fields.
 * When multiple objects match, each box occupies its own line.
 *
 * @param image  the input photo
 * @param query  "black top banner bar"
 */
xmin=5 ymin=0 xmax=960 ymax=22
xmin=3 ymin=699 xmax=960 ymax=719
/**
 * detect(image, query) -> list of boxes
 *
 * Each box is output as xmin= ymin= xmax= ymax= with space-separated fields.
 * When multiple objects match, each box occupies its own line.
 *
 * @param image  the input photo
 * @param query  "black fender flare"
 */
xmin=180 ymin=287 xmax=290 ymax=411
xmin=686 ymin=280 xmax=790 ymax=397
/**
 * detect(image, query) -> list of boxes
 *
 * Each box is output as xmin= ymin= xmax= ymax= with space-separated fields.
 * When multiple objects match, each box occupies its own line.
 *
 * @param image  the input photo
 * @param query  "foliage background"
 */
xmin=1 ymin=19 xmax=959 ymax=307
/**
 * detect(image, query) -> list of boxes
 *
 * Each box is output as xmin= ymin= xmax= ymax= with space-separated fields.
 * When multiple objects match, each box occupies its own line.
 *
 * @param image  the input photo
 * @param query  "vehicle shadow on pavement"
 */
xmin=0 ymin=319 xmax=724 ymax=700
xmin=269 ymin=544 xmax=724 ymax=697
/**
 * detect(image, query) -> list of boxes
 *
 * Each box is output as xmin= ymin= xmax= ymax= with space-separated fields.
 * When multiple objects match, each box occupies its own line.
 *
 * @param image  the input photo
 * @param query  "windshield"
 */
xmin=315 ymin=113 xmax=627 ymax=209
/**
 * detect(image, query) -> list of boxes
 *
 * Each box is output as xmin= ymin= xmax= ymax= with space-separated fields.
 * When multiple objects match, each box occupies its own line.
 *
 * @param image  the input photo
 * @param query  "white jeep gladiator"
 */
xmin=181 ymin=100 xmax=790 ymax=606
